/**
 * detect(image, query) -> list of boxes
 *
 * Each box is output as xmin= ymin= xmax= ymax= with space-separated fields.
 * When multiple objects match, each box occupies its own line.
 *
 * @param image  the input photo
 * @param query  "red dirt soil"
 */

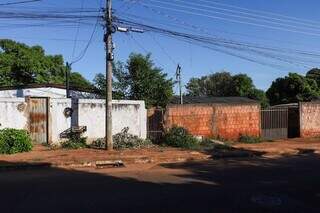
xmin=1 ymin=137 xmax=320 ymax=167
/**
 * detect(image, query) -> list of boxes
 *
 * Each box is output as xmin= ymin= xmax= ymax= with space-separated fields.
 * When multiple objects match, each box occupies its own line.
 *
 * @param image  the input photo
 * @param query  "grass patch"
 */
xmin=0 ymin=128 xmax=33 ymax=154
xmin=61 ymin=136 xmax=87 ymax=149
xmin=239 ymin=135 xmax=262 ymax=144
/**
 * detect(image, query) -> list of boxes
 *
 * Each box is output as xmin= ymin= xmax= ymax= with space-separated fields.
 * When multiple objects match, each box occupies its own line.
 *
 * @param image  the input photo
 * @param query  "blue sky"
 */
xmin=2 ymin=0 xmax=320 ymax=93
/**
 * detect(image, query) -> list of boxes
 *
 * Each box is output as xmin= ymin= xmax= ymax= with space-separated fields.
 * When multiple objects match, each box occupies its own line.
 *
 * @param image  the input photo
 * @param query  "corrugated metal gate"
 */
xmin=261 ymin=108 xmax=288 ymax=140
xmin=29 ymin=97 xmax=48 ymax=144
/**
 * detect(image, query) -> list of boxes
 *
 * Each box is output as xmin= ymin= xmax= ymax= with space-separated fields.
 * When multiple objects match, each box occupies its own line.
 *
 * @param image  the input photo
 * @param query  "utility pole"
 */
xmin=65 ymin=62 xmax=71 ymax=98
xmin=104 ymin=0 xmax=113 ymax=150
xmin=176 ymin=64 xmax=183 ymax=104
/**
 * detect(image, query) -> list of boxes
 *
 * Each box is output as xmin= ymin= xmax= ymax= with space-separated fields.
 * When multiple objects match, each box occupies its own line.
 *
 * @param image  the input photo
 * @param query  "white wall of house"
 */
xmin=0 ymin=98 xmax=147 ymax=144
xmin=0 ymin=98 xmax=28 ymax=130
xmin=0 ymin=87 xmax=99 ymax=99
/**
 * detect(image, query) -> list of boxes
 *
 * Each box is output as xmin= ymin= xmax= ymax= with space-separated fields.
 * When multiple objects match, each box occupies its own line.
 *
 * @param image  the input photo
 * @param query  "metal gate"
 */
xmin=29 ymin=97 xmax=48 ymax=144
xmin=147 ymin=108 xmax=164 ymax=142
xmin=261 ymin=108 xmax=288 ymax=140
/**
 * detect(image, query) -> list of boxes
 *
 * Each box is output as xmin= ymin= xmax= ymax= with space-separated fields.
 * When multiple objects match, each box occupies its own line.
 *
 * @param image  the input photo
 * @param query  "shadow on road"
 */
xmin=0 ymin=151 xmax=320 ymax=212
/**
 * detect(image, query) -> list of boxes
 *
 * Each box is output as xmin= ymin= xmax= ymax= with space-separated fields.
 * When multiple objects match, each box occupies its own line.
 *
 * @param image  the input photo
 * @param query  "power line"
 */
xmin=148 ymin=33 xmax=176 ymax=66
xmin=71 ymin=0 xmax=86 ymax=60
xmin=199 ymin=0 xmax=320 ymax=26
xmin=115 ymin=18 xmax=319 ymax=69
xmin=163 ymin=0 xmax=320 ymax=29
xmin=137 ymin=1 xmax=320 ymax=37
xmin=0 ymin=0 xmax=41 ymax=6
xmin=71 ymin=14 xmax=100 ymax=64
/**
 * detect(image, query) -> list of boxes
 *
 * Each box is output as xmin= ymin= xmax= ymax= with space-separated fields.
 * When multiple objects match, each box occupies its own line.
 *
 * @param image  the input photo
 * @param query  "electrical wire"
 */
xmin=71 ymin=0 xmax=86 ymax=60
xmin=0 ymin=0 xmax=41 ymax=6
xmin=136 ymin=1 xmax=320 ymax=37
xmin=71 ymin=14 xmax=101 ymax=64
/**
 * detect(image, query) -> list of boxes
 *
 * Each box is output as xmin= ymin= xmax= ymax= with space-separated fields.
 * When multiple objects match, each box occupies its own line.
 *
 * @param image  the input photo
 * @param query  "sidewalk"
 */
xmin=1 ymin=137 xmax=320 ymax=170
xmin=0 ymin=145 xmax=210 ymax=169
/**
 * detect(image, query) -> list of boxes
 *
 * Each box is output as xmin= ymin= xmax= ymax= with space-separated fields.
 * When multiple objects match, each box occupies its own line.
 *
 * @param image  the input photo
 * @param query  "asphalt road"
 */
xmin=1 ymin=154 xmax=320 ymax=213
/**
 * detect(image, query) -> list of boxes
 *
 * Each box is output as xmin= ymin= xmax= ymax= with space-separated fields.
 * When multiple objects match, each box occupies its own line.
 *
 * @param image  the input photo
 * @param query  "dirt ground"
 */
xmin=0 ymin=145 xmax=210 ymax=167
xmin=234 ymin=137 xmax=320 ymax=156
xmin=1 ymin=137 xmax=320 ymax=167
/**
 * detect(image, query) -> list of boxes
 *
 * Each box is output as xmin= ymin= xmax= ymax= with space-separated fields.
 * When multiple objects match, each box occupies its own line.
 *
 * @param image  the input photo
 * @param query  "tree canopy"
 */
xmin=0 ymin=39 xmax=91 ymax=88
xmin=266 ymin=72 xmax=320 ymax=105
xmin=94 ymin=53 xmax=174 ymax=108
xmin=186 ymin=71 xmax=268 ymax=107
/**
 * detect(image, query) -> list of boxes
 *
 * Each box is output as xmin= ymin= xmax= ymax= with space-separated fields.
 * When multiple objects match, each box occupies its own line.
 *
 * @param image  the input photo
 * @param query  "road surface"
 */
xmin=1 ymin=154 xmax=320 ymax=212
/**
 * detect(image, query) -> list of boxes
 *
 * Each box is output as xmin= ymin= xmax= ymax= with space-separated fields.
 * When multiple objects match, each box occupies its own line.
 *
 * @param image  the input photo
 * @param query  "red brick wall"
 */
xmin=300 ymin=102 xmax=320 ymax=137
xmin=164 ymin=104 xmax=214 ymax=137
xmin=164 ymin=103 xmax=261 ymax=140
xmin=213 ymin=104 xmax=261 ymax=140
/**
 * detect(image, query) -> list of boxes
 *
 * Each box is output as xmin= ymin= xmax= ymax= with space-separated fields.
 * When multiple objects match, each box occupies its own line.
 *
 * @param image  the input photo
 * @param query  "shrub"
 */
xmin=163 ymin=126 xmax=199 ymax=149
xmin=91 ymin=127 xmax=152 ymax=150
xmin=113 ymin=127 xmax=152 ymax=150
xmin=61 ymin=134 xmax=87 ymax=149
xmin=239 ymin=135 xmax=262 ymax=144
xmin=0 ymin=128 xmax=33 ymax=154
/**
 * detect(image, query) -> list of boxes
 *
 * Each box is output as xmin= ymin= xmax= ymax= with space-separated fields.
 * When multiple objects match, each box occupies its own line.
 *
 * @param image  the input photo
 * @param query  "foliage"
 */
xmin=0 ymin=128 xmax=33 ymax=154
xmin=239 ymin=135 xmax=262 ymax=144
xmin=248 ymin=88 xmax=269 ymax=108
xmin=113 ymin=127 xmax=152 ymax=150
xmin=94 ymin=53 xmax=174 ymax=108
xmin=163 ymin=126 xmax=199 ymax=149
xmin=92 ymin=127 xmax=152 ymax=150
xmin=69 ymin=72 xmax=93 ymax=89
xmin=186 ymin=72 xmax=268 ymax=107
xmin=61 ymin=134 xmax=87 ymax=149
xmin=186 ymin=72 xmax=233 ymax=96
xmin=306 ymin=68 xmax=320 ymax=87
xmin=266 ymin=72 xmax=320 ymax=105
xmin=0 ymin=39 xmax=92 ymax=88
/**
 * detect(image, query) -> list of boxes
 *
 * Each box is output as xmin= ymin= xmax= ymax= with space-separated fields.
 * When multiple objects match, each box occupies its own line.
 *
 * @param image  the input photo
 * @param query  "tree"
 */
xmin=306 ymin=68 xmax=320 ymax=87
xmin=94 ymin=53 xmax=174 ymax=108
xmin=186 ymin=72 xmax=234 ymax=96
xmin=69 ymin=72 xmax=92 ymax=89
xmin=266 ymin=73 xmax=319 ymax=105
xmin=0 ymin=39 xmax=91 ymax=88
xmin=230 ymin=74 xmax=255 ymax=96
xmin=186 ymin=72 xmax=268 ymax=107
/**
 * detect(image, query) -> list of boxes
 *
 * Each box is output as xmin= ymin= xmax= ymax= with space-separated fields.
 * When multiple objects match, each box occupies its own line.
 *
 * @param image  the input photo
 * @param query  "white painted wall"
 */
xmin=75 ymin=99 xmax=147 ymax=141
xmin=49 ymin=98 xmax=72 ymax=143
xmin=0 ymin=98 xmax=28 ymax=130
xmin=0 ymin=98 xmax=147 ymax=144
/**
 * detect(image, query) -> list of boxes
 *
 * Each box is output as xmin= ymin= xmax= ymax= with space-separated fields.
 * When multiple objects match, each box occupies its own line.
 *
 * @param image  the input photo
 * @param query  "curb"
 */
xmin=0 ymin=155 xmax=211 ymax=171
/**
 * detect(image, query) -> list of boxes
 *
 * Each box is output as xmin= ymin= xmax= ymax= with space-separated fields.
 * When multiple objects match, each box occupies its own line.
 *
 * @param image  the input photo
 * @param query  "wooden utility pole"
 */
xmin=176 ymin=64 xmax=183 ymax=104
xmin=104 ymin=0 xmax=113 ymax=150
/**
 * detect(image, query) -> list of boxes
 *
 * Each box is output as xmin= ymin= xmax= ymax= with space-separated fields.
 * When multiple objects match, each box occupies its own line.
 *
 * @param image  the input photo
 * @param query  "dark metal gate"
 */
xmin=261 ymin=108 xmax=288 ymax=140
xmin=29 ymin=97 xmax=48 ymax=144
xmin=147 ymin=108 xmax=164 ymax=142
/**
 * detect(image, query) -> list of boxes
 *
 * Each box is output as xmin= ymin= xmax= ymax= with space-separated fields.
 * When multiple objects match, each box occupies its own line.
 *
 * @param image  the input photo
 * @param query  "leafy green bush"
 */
xmin=113 ymin=127 xmax=152 ymax=150
xmin=61 ymin=134 xmax=87 ymax=149
xmin=91 ymin=127 xmax=152 ymax=150
xmin=239 ymin=135 xmax=262 ymax=144
xmin=163 ymin=126 xmax=199 ymax=149
xmin=0 ymin=128 xmax=33 ymax=154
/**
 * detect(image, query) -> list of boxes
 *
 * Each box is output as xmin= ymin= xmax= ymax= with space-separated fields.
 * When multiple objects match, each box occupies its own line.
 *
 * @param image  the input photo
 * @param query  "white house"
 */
xmin=0 ymin=84 xmax=147 ymax=144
